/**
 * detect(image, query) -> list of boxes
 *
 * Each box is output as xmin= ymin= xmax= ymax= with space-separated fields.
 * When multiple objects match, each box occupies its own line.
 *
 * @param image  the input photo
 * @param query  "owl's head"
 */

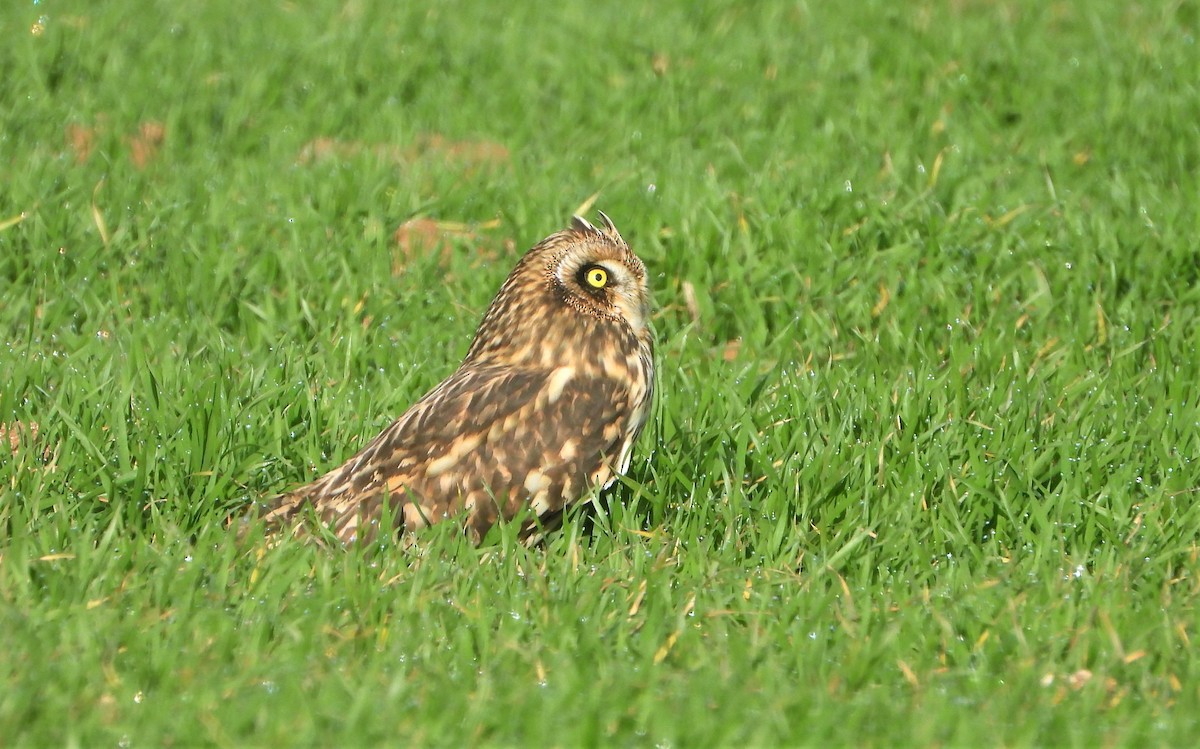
xmin=546 ymin=213 xmax=650 ymax=332
xmin=465 ymin=212 xmax=653 ymax=366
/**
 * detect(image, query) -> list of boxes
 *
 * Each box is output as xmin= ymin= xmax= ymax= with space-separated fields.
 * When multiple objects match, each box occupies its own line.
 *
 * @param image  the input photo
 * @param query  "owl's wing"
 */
xmin=260 ymin=363 xmax=634 ymax=543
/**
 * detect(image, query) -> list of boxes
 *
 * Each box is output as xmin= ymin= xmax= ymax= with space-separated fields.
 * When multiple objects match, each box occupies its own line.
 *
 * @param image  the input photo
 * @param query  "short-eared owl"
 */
xmin=259 ymin=213 xmax=654 ymax=544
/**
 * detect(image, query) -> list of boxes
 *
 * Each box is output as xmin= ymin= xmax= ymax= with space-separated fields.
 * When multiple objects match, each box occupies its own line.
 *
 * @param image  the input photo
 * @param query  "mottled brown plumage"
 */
xmin=258 ymin=213 xmax=654 ymax=545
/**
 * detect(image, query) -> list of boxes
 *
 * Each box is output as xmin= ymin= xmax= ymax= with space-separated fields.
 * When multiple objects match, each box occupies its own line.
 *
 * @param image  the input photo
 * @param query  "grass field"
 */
xmin=3 ymin=0 xmax=1199 ymax=745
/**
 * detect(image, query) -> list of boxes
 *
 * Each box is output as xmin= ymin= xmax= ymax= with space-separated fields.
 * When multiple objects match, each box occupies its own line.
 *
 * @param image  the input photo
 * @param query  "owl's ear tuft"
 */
xmin=570 ymin=212 xmax=626 ymax=247
xmin=596 ymin=211 xmax=625 ymax=247
xmin=570 ymin=215 xmax=599 ymax=235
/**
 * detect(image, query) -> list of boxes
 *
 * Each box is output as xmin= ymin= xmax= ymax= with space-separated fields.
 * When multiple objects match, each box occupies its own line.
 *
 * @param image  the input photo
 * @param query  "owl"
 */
xmin=257 ymin=213 xmax=655 ymax=545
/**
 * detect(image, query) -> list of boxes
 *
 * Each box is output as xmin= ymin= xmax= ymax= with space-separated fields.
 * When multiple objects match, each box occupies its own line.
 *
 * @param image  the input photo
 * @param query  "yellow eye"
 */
xmin=584 ymin=266 xmax=609 ymax=289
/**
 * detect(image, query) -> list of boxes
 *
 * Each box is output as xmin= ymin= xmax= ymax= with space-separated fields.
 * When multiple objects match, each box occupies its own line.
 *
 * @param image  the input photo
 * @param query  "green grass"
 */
xmin=2 ymin=0 xmax=1199 ymax=745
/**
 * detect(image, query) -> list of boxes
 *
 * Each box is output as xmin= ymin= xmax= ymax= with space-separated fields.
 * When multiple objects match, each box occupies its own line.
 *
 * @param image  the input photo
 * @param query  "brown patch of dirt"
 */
xmin=2 ymin=420 xmax=37 ymax=455
xmin=393 ymin=219 xmax=465 ymax=275
xmin=1 ymin=420 xmax=54 ymax=462
xmin=391 ymin=218 xmax=503 ymax=276
xmin=126 ymin=121 xmax=166 ymax=170
xmin=298 ymin=133 xmax=509 ymax=170
xmin=297 ymin=137 xmax=404 ymax=164
xmin=722 ymin=338 xmax=743 ymax=362
xmin=415 ymin=133 xmax=509 ymax=167
xmin=66 ymin=124 xmax=98 ymax=164
xmin=65 ymin=119 xmax=166 ymax=169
